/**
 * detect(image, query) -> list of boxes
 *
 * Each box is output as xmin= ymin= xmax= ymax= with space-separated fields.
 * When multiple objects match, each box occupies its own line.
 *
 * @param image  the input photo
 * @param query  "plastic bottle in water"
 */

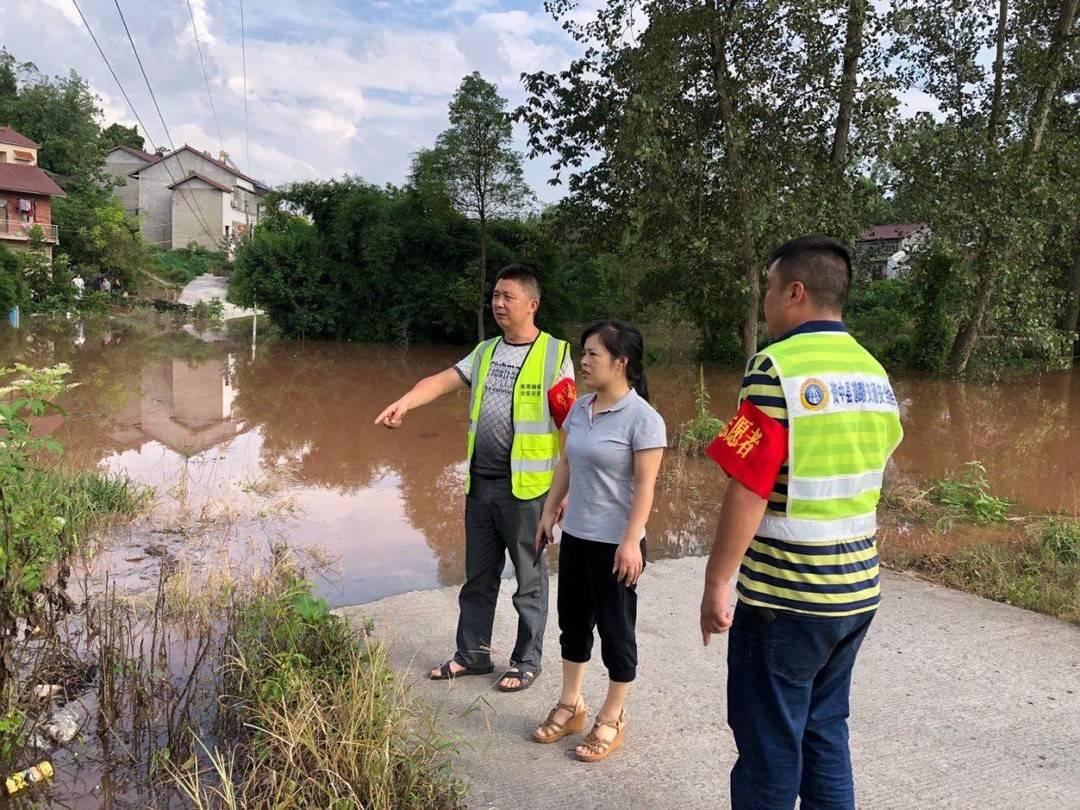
xmin=5 ymin=761 xmax=54 ymax=796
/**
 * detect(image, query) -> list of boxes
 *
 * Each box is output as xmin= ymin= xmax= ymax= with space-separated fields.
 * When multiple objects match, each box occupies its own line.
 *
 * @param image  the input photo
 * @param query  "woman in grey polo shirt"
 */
xmin=531 ymin=321 xmax=666 ymax=763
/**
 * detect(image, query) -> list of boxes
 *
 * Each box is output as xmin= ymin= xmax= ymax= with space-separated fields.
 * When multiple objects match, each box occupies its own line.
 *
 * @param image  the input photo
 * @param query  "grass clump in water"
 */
xmin=678 ymin=366 xmax=724 ymax=455
xmin=929 ymin=461 xmax=1012 ymax=528
xmin=174 ymin=560 xmax=464 ymax=809
xmin=905 ymin=518 xmax=1080 ymax=624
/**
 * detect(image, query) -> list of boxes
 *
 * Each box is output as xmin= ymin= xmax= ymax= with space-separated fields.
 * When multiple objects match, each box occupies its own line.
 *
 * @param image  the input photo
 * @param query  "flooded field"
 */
xmin=2 ymin=316 xmax=1077 ymax=608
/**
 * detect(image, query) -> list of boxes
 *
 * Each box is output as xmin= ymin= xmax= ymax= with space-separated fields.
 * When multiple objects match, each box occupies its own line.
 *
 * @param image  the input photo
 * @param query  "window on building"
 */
xmin=0 ymin=152 xmax=7 ymax=163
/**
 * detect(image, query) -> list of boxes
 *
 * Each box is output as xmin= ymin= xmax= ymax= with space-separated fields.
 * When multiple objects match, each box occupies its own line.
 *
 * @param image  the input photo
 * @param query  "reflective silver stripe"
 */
xmin=787 ymin=470 xmax=884 ymax=501
xmin=510 ymin=458 xmax=559 ymax=474
xmin=513 ymin=421 xmax=551 ymax=435
xmin=468 ymin=420 xmax=478 ymax=434
xmin=467 ymin=338 xmax=500 ymax=421
xmin=757 ymin=513 xmax=878 ymax=544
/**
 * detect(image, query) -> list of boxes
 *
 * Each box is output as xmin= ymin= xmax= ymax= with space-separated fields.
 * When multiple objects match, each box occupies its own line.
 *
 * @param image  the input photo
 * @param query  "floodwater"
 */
xmin=2 ymin=317 xmax=1078 ymax=608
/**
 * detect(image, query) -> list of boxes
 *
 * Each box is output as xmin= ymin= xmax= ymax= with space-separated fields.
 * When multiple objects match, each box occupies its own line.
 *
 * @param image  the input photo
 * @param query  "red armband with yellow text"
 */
xmin=548 ymin=378 xmax=577 ymax=429
xmin=706 ymin=399 xmax=788 ymax=499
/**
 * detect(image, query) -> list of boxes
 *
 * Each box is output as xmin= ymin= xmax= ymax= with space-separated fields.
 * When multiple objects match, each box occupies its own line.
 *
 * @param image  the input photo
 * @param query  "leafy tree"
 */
xmin=519 ymin=1 xmax=899 ymax=360
xmin=102 ymin=122 xmax=144 ymax=151
xmin=885 ymin=0 xmax=1079 ymax=374
xmin=420 ymin=72 xmax=532 ymax=339
xmin=0 ymin=246 xmax=25 ymax=313
xmin=0 ymin=51 xmax=105 ymax=190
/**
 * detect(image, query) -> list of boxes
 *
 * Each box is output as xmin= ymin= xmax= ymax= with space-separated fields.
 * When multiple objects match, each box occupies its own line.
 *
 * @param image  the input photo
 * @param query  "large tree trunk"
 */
xmin=988 ymin=0 xmax=1009 ymax=145
xmin=1025 ymin=0 xmax=1079 ymax=156
xmin=477 ymin=214 xmax=487 ymax=341
xmin=947 ymin=261 xmax=1002 ymax=374
xmin=708 ymin=0 xmax=759 ymax=359
xmin=948 ymin=0 xmax=1074 ymax=372
xmin=831 ymin=0 xmax=867 ymax=169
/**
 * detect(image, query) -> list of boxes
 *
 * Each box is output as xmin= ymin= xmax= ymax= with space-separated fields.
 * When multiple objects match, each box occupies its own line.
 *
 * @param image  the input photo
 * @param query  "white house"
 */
xmin=103 ymin=144 xmax=161 ymax=217
xmin=123 ymin=145 xmax=269 ymax=251
xmin=854 ymin=223 xmax=932 ymax=280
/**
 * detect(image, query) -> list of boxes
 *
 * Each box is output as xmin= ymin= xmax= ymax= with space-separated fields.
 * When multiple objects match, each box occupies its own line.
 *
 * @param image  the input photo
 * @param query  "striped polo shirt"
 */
xmin=736 ymin=321 xmax=881 ymax=617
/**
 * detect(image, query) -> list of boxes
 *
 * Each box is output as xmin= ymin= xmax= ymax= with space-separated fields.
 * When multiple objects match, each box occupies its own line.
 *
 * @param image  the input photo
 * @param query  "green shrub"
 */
xmin=176 ymin=568 xmax=464 ymax=809
xmin=1036 ymin=518 xmax=1080 ymax=565
xmin=191 ymin=298 xmax=225 ymax=329
xmin=679 ymin=366 xmax=724 ymax=454
xmin=846 ymin=277 xmax=916 ymax=368
xmin=151 ymin=245 xmax=228 ymax=286
xmin=930 ymin=461 xmax=1012 ymax=528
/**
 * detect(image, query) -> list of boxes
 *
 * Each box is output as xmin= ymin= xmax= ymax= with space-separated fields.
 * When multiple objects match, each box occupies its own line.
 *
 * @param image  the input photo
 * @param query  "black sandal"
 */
xmin=497 ymin=666 xmax=539 ymax=692
xmin=429 ymin=659 xmax=494 ymax=681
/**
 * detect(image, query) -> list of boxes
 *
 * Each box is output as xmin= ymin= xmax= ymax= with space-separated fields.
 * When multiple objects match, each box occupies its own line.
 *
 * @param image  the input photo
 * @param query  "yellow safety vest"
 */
xmin=464 ymin=331 xmax=569 ymax=500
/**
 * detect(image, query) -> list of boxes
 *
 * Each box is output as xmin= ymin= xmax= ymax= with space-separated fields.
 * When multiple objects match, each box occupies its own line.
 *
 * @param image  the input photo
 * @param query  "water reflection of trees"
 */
xmin=232 ymin=342 xmax=471 ymax=582
xmin=894 ymin=373 xmax=1078 ymax=511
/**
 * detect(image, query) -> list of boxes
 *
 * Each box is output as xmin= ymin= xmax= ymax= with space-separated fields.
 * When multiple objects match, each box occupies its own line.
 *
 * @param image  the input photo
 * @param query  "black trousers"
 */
xmin=557 ymin=531 xmax=646 ymax=683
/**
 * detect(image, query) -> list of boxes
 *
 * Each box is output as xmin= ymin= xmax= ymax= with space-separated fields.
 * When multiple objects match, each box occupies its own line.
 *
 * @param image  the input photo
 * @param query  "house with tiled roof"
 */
xmin=121 ymin=144 xmax=269 ymax=251
xmin=854 ymin=222 xmax=931 ymax=280
xmin=103 ymin=144 xmax=161 ymax=216
xmin=0 ymin=126 xmax=66 ymax=259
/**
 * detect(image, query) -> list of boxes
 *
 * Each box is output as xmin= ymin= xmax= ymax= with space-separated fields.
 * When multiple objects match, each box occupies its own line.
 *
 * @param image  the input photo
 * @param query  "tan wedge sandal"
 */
xmin=533 ymin=699 xmax=588 ymax=744
xmin=575 ymin=708 xmax=626 ymax=762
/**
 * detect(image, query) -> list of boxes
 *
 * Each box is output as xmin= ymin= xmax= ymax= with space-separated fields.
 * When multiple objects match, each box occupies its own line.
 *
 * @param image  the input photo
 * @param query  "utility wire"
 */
xmin=109 ymin=0 xmax=223 ymax=247
xmin=240 ymin=0 xmax=251 ymax=172
xmin=185 ymin=0 xmax=225 ymax=154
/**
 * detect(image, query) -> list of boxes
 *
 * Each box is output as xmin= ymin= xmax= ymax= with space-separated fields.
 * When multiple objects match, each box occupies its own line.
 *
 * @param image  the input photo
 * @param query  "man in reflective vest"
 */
xmin=376 ymin=265 xmax=575 ymax=692
xmin=700 ymin=236 xmax=903 ymax=809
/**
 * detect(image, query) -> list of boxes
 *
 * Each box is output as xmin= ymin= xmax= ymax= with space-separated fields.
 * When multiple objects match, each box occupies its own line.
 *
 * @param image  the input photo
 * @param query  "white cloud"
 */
xmin=898 ymin=89 xmax=943 ymax=119
xmin=0 ymin=0 xmax=581 ymax=200
xmin=441 ymin=0 xmax=500 ymax=15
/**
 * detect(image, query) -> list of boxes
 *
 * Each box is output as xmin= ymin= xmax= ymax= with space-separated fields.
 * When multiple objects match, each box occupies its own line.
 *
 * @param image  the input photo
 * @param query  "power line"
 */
xmin=240 ymin=0 xmax=250 ymax=172
xmin=109 ymin=0 xmax=223 ymax=248
xmin=185 ymin=0 xmax=224 ymax=154
xmin=70 ymin=0 xmax=156 ymax=152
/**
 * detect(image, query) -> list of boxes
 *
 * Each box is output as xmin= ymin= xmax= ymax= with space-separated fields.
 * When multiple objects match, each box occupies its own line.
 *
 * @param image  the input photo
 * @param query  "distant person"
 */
xmin=531 ymin=321 xmax=665 ymax=763
xmin=699 ymin=236 xmax=903 ymax=809
xmin=72 ymin=274 xmax=85 ymax=301
xmin=100 ymin=277 xmax=112 ymax=294
xmin=375 ymin=265 xmax=576 ymax=692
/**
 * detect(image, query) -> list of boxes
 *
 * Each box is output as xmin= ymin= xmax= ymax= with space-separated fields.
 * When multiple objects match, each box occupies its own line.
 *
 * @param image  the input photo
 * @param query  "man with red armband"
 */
xmin=700 ymin=236 xmax=903 ymax=810
xmin=376 ymin=265 xmax=575 ymax=692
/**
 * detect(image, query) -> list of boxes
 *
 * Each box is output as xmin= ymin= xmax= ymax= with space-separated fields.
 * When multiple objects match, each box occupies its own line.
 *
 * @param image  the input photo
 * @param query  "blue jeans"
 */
xmin=727 ymin=602 xmax=874 ymax=810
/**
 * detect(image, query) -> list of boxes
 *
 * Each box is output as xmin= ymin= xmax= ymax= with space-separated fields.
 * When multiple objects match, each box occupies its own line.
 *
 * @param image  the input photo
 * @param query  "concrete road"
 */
xmin=178 ymin=274 xmax=259 ymax=321
xmin=340 ymin=557 xmax=1080 ymax=810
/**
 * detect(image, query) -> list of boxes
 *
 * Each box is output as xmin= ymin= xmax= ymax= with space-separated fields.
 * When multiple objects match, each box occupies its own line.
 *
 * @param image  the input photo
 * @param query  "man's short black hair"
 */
xmin=768 ymin=235 xmax=852 ymax=312
xmin=495 ymin=265 xmax=541 ymax=300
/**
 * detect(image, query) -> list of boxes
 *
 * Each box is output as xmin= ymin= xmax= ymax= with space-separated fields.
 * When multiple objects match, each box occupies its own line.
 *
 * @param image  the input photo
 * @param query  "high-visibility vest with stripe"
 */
xmin=749 ymin=331 xmax=903 ymax=608
xmin=464 ymin=331 xmax=569 ymax=501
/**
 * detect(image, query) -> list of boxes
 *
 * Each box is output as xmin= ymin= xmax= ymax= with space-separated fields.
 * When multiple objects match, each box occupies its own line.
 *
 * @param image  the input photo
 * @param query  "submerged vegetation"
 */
xmin=899 ymin=518 xmax=1080 ymax=624
xmin=0 ymin=361 xmax=464 ymax=806
xmin=882 ymin=465 xmax=1078 ymax=624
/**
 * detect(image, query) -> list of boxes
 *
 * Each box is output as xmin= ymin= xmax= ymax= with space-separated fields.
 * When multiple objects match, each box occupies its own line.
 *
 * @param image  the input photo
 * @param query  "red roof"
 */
xmin=169 ymin=172 xmax=232 ymax=193
xmin=0 ymin=163 xmax=67 ymax=197
xmin=857 ymin=223 xmax=929 ymax=242
xmin=0 ymin=126 xmax=39 ymax=149
xmin=109 ymin=144 xmax=161 ymax=164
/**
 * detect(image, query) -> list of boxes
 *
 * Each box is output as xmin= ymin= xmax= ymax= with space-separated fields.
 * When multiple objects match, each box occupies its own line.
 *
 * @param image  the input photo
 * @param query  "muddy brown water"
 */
xmin=2 ymin=318 xmax=1078 ymax=609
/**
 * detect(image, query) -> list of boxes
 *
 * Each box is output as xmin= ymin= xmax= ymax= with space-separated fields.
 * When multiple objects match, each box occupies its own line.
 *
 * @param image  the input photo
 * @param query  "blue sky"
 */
xmin=2 ymin=1 xmax=600 ymax=200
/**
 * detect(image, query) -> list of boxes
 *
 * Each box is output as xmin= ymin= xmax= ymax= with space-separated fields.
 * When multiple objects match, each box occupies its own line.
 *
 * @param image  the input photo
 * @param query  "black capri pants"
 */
xmin=558 ymin=531 xmax=647 ymax=683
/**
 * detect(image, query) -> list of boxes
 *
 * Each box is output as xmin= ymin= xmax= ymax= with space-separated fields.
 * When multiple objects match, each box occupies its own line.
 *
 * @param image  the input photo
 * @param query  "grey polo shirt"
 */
xmin=561 ymin=389 xmax=668 ymax=545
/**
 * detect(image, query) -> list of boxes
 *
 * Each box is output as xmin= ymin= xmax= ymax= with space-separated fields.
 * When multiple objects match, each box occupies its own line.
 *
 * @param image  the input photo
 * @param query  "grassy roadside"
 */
xmin=880 ymin=465 xmax=1079 ymax=624
xmin=171 ymin=559 xmax=465 ymax=809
